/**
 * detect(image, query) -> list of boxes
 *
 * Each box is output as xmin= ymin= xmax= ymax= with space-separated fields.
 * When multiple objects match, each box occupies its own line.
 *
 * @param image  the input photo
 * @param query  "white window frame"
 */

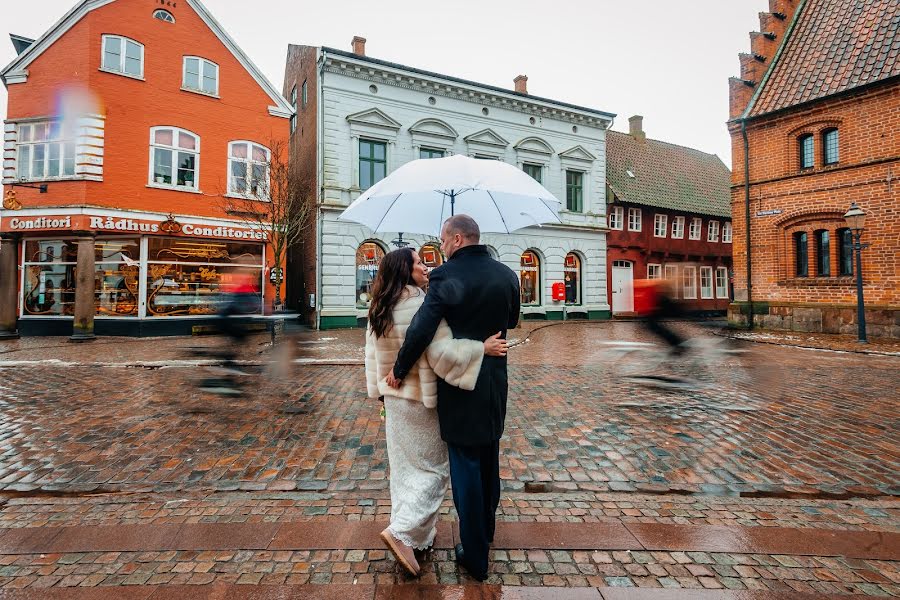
xmin=627 ymin=207 xmax=642 ymax=232
xmin=722 ymin=221 xmax=732 ymax=243
xmin=689 ymin=217 xmax=702 ymax=240
xmin=653 ymin=214 xmax=667 ymax=238
xmin=227 ymin=141 xmax=270 ymax=199
xmin=148 ymin=126 xmax=200 ymax=191
xmin=15 ymin=121 xmax=77 ymax=181
xmin=647 ymin=264 xmax=662 ymax=279
xmin=100 ymin=35 xmax=144 ymax=79
xmin=700 ymin=266 xmax=713 ymax=299
xmin=716 ymin=267 xmax=729 ymax=299
xmin=671 ymin=216 xmax=684 ymax=239
xmin=608 ymin=206 xmax=623 ymax=230
xmin=707 ymin=220 xmax=720 ymax=242
xmin=682 ymin=266 xmax=697 ymax=299
xmin=152 ymin=9 xmax=175 ymax=22
xmin=182 ymin=56 xmax=219 ymax=97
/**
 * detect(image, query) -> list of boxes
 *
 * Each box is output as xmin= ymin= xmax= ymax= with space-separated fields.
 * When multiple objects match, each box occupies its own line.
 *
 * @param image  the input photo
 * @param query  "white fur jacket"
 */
xmin=365 ymin=285 xmax=484 ymax=408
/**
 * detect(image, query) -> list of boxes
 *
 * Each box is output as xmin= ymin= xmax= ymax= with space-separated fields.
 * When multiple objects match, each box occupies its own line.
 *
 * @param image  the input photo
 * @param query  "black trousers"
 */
xmin=447 ymin=440 xmax=500 ymax=577
xmin=644 ymin=295 xmax=685 ymax=349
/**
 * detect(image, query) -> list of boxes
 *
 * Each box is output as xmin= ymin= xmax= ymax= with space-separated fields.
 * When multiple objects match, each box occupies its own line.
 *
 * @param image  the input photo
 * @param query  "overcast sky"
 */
xmin=1 ymin=0 xmax=768 ymax=167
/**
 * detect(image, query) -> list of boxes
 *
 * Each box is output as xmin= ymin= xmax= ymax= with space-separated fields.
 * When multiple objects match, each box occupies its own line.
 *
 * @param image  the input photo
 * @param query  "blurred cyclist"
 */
xmin=633 ymin=278 xmax=687 ymax=356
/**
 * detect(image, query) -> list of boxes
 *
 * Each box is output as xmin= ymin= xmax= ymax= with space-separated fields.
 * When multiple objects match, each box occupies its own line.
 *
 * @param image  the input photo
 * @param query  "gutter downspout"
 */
xmin=315 ymin=48 xmax=326 ymax=330
xmin=741 ymin=118 xmax=753 ymax=330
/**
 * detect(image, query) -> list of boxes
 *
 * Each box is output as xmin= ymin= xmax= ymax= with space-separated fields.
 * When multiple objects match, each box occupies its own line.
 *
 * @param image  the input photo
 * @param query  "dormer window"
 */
xmin=182 ymin=57 xmax=218 ymax=96
xmin=101 ymin=35 xmax=144 ymax=78
xmin=153 ymin=9 xmax=175 ymax=23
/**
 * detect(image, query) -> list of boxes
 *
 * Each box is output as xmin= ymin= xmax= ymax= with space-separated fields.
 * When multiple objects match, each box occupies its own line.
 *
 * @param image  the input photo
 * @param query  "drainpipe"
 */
xmin=741 ymin=118 xmax=753 ymax=330
xmin=315 ymin=49 xmax=326 ymax=330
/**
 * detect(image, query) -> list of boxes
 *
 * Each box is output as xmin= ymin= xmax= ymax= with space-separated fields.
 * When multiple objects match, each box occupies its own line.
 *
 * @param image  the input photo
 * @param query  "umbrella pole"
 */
xmin=450 ymin=190 xmax=455 ymax=216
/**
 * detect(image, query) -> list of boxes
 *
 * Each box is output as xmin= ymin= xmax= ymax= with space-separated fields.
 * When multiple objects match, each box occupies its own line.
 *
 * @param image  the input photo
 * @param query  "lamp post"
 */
xmin=843 ymin=202 xmax=867 ymax=343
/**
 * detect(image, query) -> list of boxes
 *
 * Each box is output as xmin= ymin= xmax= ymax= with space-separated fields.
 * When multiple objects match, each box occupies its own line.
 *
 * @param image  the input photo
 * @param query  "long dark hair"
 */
xmin=368 ymin=247 xmax=416 ymax=338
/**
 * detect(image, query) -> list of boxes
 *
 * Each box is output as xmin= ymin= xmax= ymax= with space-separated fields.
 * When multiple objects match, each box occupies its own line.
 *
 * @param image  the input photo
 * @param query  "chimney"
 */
xmin=514 ymin=75 xmax=528 ymax=94
xmin=351 ymin=36 xmax=366 ymax=56
xmin=628 ymin=115 xmax=645 ymax=140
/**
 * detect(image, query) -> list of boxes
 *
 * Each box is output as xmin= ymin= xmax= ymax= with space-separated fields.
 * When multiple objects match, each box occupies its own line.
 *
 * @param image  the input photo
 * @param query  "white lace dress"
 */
xmin=383 ymin=394 xmax=448 ymax=549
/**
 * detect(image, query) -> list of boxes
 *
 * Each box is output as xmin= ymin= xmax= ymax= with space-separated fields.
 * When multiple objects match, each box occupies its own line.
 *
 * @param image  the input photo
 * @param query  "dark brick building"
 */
xmin=605 ymin=117 xmax=732 ymax=315
xmin=727 ymin=0 xmax=899 ymax=337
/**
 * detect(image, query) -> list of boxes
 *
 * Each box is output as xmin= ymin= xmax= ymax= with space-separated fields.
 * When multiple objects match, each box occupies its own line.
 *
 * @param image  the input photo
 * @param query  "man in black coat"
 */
xmin=386 ymin=214 xmax=520 ymax=581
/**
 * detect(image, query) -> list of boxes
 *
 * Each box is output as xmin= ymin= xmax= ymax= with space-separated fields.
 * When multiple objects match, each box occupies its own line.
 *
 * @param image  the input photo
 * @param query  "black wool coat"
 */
xmin=393 ymin=244 xmax=520 ymax=446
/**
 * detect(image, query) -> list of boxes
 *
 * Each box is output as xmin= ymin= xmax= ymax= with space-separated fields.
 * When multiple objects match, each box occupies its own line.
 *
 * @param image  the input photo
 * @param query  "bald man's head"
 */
xmin=440 ymin=214 xmax=480 ymax=258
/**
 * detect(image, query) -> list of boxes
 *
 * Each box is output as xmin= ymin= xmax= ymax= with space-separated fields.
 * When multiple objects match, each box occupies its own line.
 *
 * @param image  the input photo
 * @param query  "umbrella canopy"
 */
xmin=338 ymin=154 xmax=562 ymax=237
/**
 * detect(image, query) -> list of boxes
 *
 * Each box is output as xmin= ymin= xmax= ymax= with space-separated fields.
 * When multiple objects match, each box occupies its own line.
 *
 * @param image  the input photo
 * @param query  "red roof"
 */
xmin=749 ymin=0 xmax=900 ymax=117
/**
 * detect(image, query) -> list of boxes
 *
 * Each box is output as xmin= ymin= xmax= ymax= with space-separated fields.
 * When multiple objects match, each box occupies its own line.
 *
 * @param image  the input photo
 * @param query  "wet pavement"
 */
xmin=0 ymin=320 xmax=897 ymax=596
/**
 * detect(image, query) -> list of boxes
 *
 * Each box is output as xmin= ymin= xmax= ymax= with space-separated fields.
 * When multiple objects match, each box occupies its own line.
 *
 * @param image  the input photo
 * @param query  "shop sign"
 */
xmin=2 ymin=212 xmax=266 ymax=241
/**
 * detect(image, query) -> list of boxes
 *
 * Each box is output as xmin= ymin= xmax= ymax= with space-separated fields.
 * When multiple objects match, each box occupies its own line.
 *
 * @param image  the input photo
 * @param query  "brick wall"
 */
xmin=728 ymin=81 xmax=899 ymax=336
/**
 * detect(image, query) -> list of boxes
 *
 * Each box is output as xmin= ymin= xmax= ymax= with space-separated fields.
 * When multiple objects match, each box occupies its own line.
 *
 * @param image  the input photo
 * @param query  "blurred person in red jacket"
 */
xmin=633 ymin=278 xmax=686 ymax=356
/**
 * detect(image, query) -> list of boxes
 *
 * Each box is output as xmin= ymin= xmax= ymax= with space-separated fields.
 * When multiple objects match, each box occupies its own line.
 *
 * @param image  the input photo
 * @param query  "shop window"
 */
xmin=146 ymin=238 xmax=263 ymax=317
xmin=700 ymin=266 xmax=713 ymax=299
xmin=101 ymin=35 xmax=144 ymax=77
xmin=356 ymin=241 xmax=386 ymax=309
xmin=799 ymin=134 xmax=814 ymax=169
xmin=150 ymin=126 xmax=199 ymax=190
xmin=794 ymin=232 xmax=808 ymax=277
xmin=689 ymin=217 xmax=702 ymax=240
xmin=183 ymin=56 xmax=218 ymax=96
xmin=682 ymin=266 xmax=696 ymax=299
xmin=608 ymin=206 xmax=623 ymax=230
xmin=359 ymin=139 xmax=386 ymax=189
xmin=523 ymin=163 xmax=542 ymax=183
xmin=228 ymin=141 xmax=270 ymax=198
xmin=520 ymin=250 xmax=540 ymax=306
xmin=564 ymin=252 xmax=581 ymax=305
xmin=419 ymin=243 xmax=443 ymax=269
xmin=94 ymin=239 xmax=141 ymax=316
xmin=647 ymin=264 xmax=661 ymax=279
xmin=716 ymin=266 xmax=729 ymax=299
xmin=16 ymin=121 xmax=76 ymax=180
xmin=565 ymin=170 xmax=583 ymax=212
xmin=420 ymin=147 xmax=444 ymax=159
xmin=722 ymin=221 xmax=732 ymax=243
xmin=654 ymin=214 xmax=667 ymax=238
xmin=671 ymin=216 xmax=684 ymax=239
xmin=22 ymin=240 xmax=78 ymax=316
xmin=838 ymin=228 xmax=853 ymax=276
xmin=823 ymin=128 xmax=839 ymax=165
xmin=815 ymin=229 xmax=830 ymax=276
xmin=627 ymin=207 xmax=642 ymax=231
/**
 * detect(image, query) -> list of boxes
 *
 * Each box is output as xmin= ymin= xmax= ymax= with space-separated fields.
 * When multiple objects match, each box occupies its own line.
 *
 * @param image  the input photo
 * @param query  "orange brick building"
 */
xmin=0 ymin=0 xmax=293 ymax=337
xmin=727 ymin=0 xmax=899 ymax=338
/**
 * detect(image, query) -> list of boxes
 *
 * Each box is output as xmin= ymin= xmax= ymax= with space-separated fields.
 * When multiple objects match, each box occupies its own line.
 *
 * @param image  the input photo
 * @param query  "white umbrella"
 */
xmin=338 ymin=154 xmax=562 ymax=237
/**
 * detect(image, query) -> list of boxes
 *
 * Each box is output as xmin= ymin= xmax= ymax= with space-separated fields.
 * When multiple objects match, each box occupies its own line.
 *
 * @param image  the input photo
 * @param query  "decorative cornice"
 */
xmin=323 ymin=56 xmax=611 ymax=128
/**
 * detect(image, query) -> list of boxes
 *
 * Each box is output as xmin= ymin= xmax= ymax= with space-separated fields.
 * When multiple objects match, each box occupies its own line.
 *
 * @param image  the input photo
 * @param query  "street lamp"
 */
xmin=843 ymin=202 xmax=867 ymax=343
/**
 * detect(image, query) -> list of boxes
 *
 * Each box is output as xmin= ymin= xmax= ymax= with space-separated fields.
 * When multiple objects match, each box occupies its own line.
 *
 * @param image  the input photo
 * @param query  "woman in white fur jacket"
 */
xmin=365 ymin=247 xmax=507 ymax=577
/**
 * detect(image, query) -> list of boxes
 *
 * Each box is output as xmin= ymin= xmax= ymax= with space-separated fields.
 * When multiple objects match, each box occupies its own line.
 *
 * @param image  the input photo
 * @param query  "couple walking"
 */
xmin=364 ymin=214 xmax=520 ymax=581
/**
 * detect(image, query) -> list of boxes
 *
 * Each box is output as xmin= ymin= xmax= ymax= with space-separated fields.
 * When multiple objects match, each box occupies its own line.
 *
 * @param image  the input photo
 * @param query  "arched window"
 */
xmin=228 ymin=141 xmax=270 ymax=198
xmin=356 ymin=241 xmax=386 ymax=309
xmin=838 ymin=228 xmax=853 ymax=276
xmin=822 ymin=128 xmax=839 ymax=165
xmin=798 ymin=134 xmax=814 ymax=169
xmin=149 ymin=126 xmax=199 ymax=189
xmin=419 ymin=243 xmax=443 ymax=269
xmin=564 ymin=252 xmax=581 ymax=305
xmin=815 ymin=229 xmax=830 ymax=276
xmin=794 ymin=232 xmax=808 ymax=277
xmin=520 ymin=250 xmax=540 ymax=306
xmin=153 ymin=9 xmax=175 ymax=23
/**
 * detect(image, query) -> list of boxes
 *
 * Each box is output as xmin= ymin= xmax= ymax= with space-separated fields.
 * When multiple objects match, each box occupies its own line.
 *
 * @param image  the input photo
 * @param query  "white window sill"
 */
xmin=653 ymin=234 xmax=667 ymax=238
xmin=180 ymin=86 xmax=220 ymax=99
xmin=98 ymin=67 xmax=145 ymax=81
xmin=224 ymin=192 xmax=271 ymax=202
xmin=146 ymin=183 xmax=201 ymax=194
xmin=8 ymin=176 xmax=81 ymax=183
xmin=627 ymin=228 xmax=641 ymax=233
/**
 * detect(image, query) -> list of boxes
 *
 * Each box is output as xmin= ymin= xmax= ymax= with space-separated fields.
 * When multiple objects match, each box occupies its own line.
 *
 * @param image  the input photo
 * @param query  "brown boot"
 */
xmin=380 ymin=528 xmax=420 ymax=577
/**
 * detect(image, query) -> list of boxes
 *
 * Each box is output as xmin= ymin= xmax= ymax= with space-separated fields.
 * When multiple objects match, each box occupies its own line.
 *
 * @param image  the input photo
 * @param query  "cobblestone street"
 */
xmin=0 ymin=321 xmax=897 ymax=598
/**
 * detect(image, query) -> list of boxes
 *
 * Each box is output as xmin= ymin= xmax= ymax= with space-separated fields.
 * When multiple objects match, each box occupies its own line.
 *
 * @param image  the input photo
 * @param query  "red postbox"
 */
xmin=552 ymin=281 xmax=565 ymax=302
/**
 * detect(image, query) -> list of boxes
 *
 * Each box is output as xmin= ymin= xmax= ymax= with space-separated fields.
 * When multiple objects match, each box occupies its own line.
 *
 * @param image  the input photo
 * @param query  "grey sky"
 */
xmin=1 ymin=0 xmax=768 ymax=167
